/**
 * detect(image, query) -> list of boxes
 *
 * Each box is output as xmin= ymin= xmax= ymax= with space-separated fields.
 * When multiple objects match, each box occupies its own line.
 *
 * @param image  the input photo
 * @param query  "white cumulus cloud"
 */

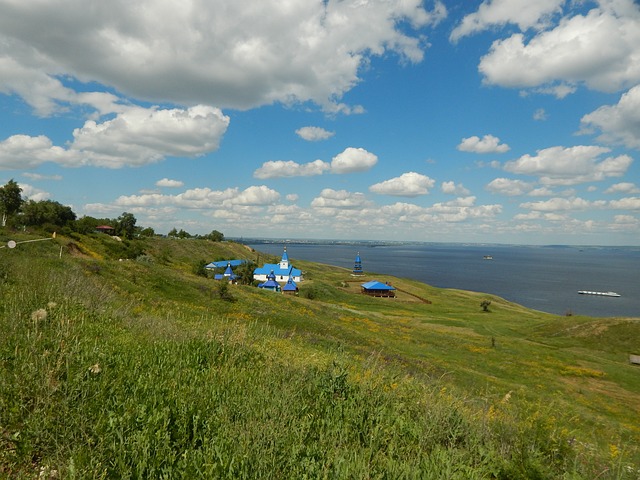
xmin=254 ymin=159 xmax=330 ymax=179
xmin=520 ymin=196 xmax=605 ymax=212
xmin=19 ymin=183 xmax=50 ymax=202
xmin=457 ymin=134 xmax=510 ymax=153
xmin=253 ymin=146 xmax=379 ymax=178
xmin=369 ymin=172 xmax=435 ymax=197
xmin=609 ymin=197 xmax=640 ymax=210
xmin=478 ymin=1 xmax=640 ymax=94
xmin=486 ymin=177 xmax=533 ymax=196
xmin=330 ymin=147 xmax=378 ymax=173
xmin=295 ymin=126 xmax=335 ymax=141
xmin=311 ymin=188 xmax=371 ymax=209
xmin=580 ymin=84 xmax=640 ymax=149
xmin=441 ymin=181 xmax=470 ymax=195
xmin=604 ymin=182 xmax=640 ymax=194
xmin=503 ymin=145 xmax=633 ymax=185
xmin=0 ymin=105 xmax=230 ymax=170
xmin=156 ymin=178 xmax=184 ymax=188
xmin=0 ymin=134 xmax=70 ymax=170
xmin=0 ymin=0 xmax=446 ymax=113
xmin=450 ymin=0 xmax=564 ymax=42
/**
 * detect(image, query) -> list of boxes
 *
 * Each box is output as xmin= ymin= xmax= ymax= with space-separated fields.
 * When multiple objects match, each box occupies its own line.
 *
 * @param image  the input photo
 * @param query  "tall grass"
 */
xmin=1 ymin=240 xmax=638 ymax=478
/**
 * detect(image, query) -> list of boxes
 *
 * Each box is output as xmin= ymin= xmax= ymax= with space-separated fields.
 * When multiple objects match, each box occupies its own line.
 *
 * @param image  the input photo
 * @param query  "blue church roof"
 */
xmin=361 ymin=280 xmax=395 ymax=291
xmin=282 ymin=278 xmax=298 ymax=291
xmin=206 ymin=259 xmax=246 ymax=269
xmin=258 ymin=278 xmax=281 ymax=290
xmin=254 ymin=264 xmax=301 ymax=277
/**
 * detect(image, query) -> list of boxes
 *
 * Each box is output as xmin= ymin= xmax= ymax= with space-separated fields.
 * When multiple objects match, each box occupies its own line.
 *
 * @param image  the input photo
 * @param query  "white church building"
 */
xmin=253 ymin=247 xmax=303 ymax=283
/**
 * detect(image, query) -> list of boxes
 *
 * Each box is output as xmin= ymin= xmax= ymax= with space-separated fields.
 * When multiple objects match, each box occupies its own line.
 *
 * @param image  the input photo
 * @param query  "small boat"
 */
xmin=483 ymin=255 xmax=493 ymax=260
xmin=578 ymin=290 xmax=621 ymax=297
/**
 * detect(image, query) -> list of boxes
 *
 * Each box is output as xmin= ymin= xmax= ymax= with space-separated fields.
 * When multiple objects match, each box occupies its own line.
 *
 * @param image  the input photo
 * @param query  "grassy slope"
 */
xmin=1 ymin=233 xmax=639 ymax=478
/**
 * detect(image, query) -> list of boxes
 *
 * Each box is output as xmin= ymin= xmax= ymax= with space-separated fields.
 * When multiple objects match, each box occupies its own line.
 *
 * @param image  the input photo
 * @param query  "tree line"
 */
xmin=0 ymin=179 xmax=223 ymax=241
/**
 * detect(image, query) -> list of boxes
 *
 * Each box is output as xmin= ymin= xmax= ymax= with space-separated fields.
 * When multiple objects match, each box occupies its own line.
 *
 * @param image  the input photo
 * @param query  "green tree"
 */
xmin=74 ymin=216 xmax=100 ymax=234
xmin=139 ymin=227 xmax=155 ymax=237
xmin=168 ymin=227 xmax=178 ymax=237
xmin=21 ymin=200 xmax=76 ymax=228
xmin=205 ymin=229 xmax=224 ymax=242
xmin=0 ymin=179 xmax=23 ymax=227
xmin=193 ymin=259 xmax=208 ymax=277
xmin=116 ymin=212 xmax=137 ymax=239
xmin=235 ymin=260 xmax=257 ymax=285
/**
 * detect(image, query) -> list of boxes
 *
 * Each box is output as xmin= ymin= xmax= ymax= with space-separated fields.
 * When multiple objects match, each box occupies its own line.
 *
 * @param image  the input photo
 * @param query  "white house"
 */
xmin=253 ymin=247 xmax=303 ymax=283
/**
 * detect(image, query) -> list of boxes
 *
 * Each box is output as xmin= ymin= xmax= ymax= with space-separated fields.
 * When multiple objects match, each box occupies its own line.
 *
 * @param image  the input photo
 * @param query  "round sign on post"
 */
xmin=7 ymin=240 xmax=16 ymax=249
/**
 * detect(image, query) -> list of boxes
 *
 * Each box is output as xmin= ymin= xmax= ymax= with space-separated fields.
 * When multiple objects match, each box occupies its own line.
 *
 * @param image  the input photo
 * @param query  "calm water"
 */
xmin=247 ymin=241 xmax=640 ymax=318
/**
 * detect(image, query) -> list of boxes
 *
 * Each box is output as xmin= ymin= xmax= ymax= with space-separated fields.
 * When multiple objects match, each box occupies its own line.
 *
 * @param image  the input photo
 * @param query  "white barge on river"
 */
xmin=578 ymin=290 xmax=621 ymax=297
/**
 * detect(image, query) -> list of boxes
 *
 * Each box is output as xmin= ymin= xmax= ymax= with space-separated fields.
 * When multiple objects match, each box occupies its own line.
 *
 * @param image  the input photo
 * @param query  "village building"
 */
xmin=352 ymin=252 xmax=364 ymax=276
xmin=361 ymin=280 xmax=396 ymax=297
xmin=205 ymin=259 xmax=245 ymax=270
xmin=214 ymin=263 xmax=238 ymax=284
xmin=96 ymin=225 xmax=115 ymax=235
xmin=282 ymin=277 xmax=299 ymax=295
xmin=253 ymin=247 xmax=302 ymax=283
xmin=257 ymin=271 xmax=281 ymax=292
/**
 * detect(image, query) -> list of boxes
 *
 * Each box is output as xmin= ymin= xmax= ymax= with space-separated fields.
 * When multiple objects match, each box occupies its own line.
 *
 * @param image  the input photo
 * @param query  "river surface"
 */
xmin=245 ymin=241 xmax=640 ymax=318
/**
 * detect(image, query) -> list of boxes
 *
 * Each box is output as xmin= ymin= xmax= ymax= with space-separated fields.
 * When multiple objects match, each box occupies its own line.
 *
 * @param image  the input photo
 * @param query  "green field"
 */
xmin=1 ymin=233 xmax=639 ymax=478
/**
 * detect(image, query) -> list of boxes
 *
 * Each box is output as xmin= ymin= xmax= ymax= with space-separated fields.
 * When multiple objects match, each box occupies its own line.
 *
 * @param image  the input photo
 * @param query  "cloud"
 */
xmin=70 ymin=105 xmax=230 ymax=167
xmin=604 ymin=182 xmax=640 ymax=194
xmin=441 ymin=181 xmax=470 ymax=195
xmin=156 ymin=178 xmax=184 ymax=188
xmin=580 ymin=84 xmax=640 ymax=149
xmin=457 ymin=134 xmax=510 ymax=153
xmin=295 ymin=126 xmax=335 ymax=141
xmin=450 ymin=0 xmax=564 ymax=42
xmin=0 ymin=0 xmax=446 ymax=113
xmin=609 ymin=197 xmax=640 ymax=210
xmin=0 ymin=135 xmax=69 ymax=170
xmin=528 ymin=187 xmax=555 ymax=197
xmin=311 ymin=188 xmax=371 ymax=209
xmin=0 ymin=105 xmax=230 ymax=170
xmin=22 ymin=172 xmax=63 ymax=181
xmin=533 ymin=108 xmax=548 ymax=121
xmin=486 ymin=177 xmax=533 ymax=196
xmin=503 ymin=145 xmax=633 ymax=185
xmin=112 ymin=185 xmax=279 ymax=210
xmin=231 ymin=185 xmax=280 ymax=206
xmin=254 ymin=159 xmax=330 ymax=179
xmin=426 ymin=196 xmax=502 ymax=222
xmin=330 ymin=147 xmax=378 ymax=173
xmin=19 ymin=183 xmax=50 ymax=202
xmin=253 ymin=146 xmax=378 ymax=179
xmin=478 ymin=1 xmax=640 ymax=94
xmin=520 ymin=196 xmax=605 ymax=212
xmin=369 ymin=172 xmax=435 ymax=197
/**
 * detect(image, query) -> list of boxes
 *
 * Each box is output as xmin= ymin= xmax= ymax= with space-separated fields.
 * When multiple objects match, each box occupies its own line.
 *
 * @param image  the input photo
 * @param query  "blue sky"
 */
xmin=1 ymin=0 xmax=639 ymax=245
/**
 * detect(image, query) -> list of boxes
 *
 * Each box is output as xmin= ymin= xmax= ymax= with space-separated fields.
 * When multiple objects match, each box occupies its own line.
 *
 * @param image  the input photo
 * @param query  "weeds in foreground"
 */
xmin=1 ymin=246 xmax=638 ymax=479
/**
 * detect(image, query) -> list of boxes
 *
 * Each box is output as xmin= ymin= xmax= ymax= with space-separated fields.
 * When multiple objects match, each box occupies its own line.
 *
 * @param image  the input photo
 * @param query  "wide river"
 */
xmin=246 ymin=241 xmax=640 ymax=318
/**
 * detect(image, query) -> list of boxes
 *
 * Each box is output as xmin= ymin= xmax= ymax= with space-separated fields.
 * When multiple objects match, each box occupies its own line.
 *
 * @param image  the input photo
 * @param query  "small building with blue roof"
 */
xmin=257 ymin=270 xmax=281 ymax=292
xmin=282 ymin=277 xmax=299 ymax=295
xmin=205 ymin=259 xmax=246 ymax=270
xmin=214 ymin=262 xmax=238 ymax=283
xmin=361 ymin=280 xmax=396 ymax=297
xmin=253 ymin=246 xmax=302 ymax=283
xmin=352 ymin=252 xmax=364 ymax=276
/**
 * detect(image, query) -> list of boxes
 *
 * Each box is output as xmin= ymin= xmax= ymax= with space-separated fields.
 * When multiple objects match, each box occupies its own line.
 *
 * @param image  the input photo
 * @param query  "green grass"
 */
xmin=1 ymin=233 xmax=639 ymax=478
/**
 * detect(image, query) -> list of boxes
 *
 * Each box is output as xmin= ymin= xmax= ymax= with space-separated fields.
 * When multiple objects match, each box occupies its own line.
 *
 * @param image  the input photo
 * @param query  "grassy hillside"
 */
xmin=1 ymin=233 xmax=639 ymax=478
